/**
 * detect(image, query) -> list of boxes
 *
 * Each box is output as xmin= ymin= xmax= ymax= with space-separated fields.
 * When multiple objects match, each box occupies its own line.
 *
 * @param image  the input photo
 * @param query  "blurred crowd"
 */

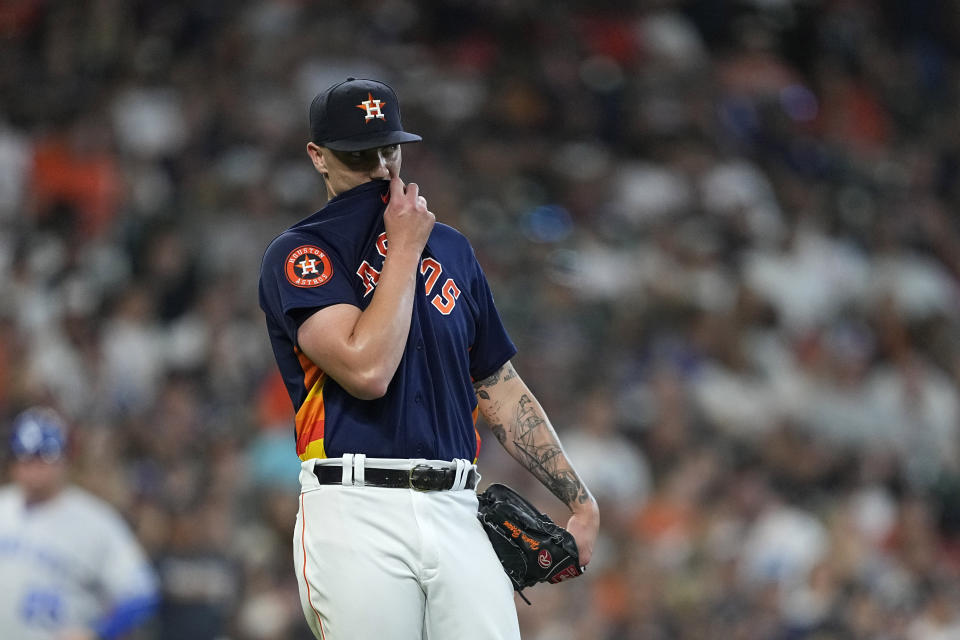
xmin=2 ymin=0 xmax=960 ymax=638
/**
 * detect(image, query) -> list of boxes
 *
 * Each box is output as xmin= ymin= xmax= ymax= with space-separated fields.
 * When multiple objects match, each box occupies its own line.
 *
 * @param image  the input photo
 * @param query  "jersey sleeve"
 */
xmin=259 ymin=232 xmax=358 ymax=335
xmin=467 ymin=249 xmax=517 ymax=381
xmin=95 ymin=509 xmax=158 ymax=603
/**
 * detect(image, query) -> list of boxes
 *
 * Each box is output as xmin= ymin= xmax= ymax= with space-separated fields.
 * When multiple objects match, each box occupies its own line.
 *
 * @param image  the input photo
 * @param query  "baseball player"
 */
xmin=258 ymin=78 xmax=600 ymax=639
xmin=0 ymin=407 xmax=159 ymax=640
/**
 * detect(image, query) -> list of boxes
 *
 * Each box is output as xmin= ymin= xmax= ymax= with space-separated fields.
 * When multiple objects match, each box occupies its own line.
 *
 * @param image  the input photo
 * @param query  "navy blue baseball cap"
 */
xmin=10 ymin=407 xmax=67 ymax=462
xmin=309 ymin=78 xmax=422 ymax=151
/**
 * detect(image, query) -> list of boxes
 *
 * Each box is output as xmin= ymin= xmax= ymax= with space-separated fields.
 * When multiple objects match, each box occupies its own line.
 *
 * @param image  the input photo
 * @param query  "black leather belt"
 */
xmin=314 ymin=464 xmax=478 ymax=491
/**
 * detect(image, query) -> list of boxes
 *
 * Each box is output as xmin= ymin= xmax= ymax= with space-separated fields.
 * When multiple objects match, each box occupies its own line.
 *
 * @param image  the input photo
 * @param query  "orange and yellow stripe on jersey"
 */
xmin=295 ymin=347 xmax=327 ymax=460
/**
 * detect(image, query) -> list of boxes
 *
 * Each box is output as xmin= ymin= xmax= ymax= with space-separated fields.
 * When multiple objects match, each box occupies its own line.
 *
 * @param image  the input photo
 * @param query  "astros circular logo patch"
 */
xmin=285 ymin=245 xmax=333 ymax=288
xmin=538 ymin=549 xmax=553 ymax=569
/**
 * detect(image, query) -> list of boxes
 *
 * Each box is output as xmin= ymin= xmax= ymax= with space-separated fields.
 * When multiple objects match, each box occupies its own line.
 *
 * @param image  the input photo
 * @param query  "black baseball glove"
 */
xmin=476 ymin=483 xmax=583 ymax=603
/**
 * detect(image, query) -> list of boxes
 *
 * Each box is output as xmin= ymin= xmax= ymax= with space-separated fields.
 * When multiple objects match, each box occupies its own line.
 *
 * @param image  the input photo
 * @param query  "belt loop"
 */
xmin=341 ymin=454 xmax=354 ymax=486
xmin=451 ymin=459 xmax=468 ymax=491
xmin=353 ymin=454 xmax=366 ymax=487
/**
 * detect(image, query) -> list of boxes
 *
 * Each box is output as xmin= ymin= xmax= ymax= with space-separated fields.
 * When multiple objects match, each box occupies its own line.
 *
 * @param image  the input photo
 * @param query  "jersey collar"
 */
xmin=326 ymin=179 xmax=389 ymax=206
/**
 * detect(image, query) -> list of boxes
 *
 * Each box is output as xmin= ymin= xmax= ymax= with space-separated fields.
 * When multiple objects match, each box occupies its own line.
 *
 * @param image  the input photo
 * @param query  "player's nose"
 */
xmin=370 ymin=150 xmax=390 ymax=178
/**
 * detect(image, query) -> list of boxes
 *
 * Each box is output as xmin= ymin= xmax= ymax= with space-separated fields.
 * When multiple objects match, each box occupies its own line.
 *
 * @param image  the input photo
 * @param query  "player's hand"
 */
xmin=565 ymin=499 xmax=600 ymax=567
xmin=383 ymin=168 xmax=434 ymax=256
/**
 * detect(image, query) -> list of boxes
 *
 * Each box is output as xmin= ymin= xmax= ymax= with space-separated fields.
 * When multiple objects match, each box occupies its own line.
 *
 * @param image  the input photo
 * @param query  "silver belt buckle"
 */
xmin=409 ymin=464 xmax=437 ymax=491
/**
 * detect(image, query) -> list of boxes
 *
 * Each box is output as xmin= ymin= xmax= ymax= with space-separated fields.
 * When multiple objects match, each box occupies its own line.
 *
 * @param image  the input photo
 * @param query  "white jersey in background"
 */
xmin=0 ymin=485 xmax=158 ymax=639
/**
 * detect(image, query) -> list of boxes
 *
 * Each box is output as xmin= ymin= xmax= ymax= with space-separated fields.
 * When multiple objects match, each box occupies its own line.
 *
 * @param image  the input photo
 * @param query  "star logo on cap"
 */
xmin=356 ymin=93 xmax=386 ymax=122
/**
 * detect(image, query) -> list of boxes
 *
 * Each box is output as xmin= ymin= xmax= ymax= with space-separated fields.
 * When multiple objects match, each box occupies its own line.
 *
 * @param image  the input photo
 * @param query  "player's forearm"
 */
xmin=343 ymin=247 xmax=421 ymax=396
xmin=475 ymin=364 xmax=596 ymax=513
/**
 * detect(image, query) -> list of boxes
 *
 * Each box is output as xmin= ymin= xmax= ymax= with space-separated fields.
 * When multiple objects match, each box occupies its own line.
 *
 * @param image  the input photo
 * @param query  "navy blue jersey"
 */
xmin=259 ymin=180 xmax=517 ymax=462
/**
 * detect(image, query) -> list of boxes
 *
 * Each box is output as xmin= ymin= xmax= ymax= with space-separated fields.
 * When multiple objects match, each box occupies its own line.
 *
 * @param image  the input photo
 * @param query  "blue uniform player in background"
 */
xmin=259 ymin=78 xmax=600 ymax=640
xmin=0 ymin=407 xmax=158 ymax=640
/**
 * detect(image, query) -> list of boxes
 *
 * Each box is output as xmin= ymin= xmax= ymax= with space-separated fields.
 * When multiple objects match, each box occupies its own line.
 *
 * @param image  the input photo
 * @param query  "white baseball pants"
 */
xmin=294 ymin=457 xmax=522 ymax=640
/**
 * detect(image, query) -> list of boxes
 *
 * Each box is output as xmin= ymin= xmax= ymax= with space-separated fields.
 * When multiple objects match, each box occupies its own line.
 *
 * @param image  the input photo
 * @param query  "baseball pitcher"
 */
xmin=258 ymin=78 xmax=600 ymax=640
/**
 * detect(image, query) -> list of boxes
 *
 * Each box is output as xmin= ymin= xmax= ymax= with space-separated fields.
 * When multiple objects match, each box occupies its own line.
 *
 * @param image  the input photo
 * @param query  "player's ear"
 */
xmin=306 ymin=142 xmax=327 ymax=176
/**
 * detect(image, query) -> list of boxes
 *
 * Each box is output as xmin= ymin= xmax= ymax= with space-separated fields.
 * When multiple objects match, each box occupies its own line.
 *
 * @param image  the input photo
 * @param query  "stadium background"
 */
xmin=2 ymin=0 xmax=960 ymax=638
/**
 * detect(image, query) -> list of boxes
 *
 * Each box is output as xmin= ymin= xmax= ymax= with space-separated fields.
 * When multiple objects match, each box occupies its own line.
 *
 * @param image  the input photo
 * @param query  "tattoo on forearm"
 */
xmin=474 ymin=364 xmax=590 ymax=507
xmin=512 ymin=394 xmax=590 ymax=507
